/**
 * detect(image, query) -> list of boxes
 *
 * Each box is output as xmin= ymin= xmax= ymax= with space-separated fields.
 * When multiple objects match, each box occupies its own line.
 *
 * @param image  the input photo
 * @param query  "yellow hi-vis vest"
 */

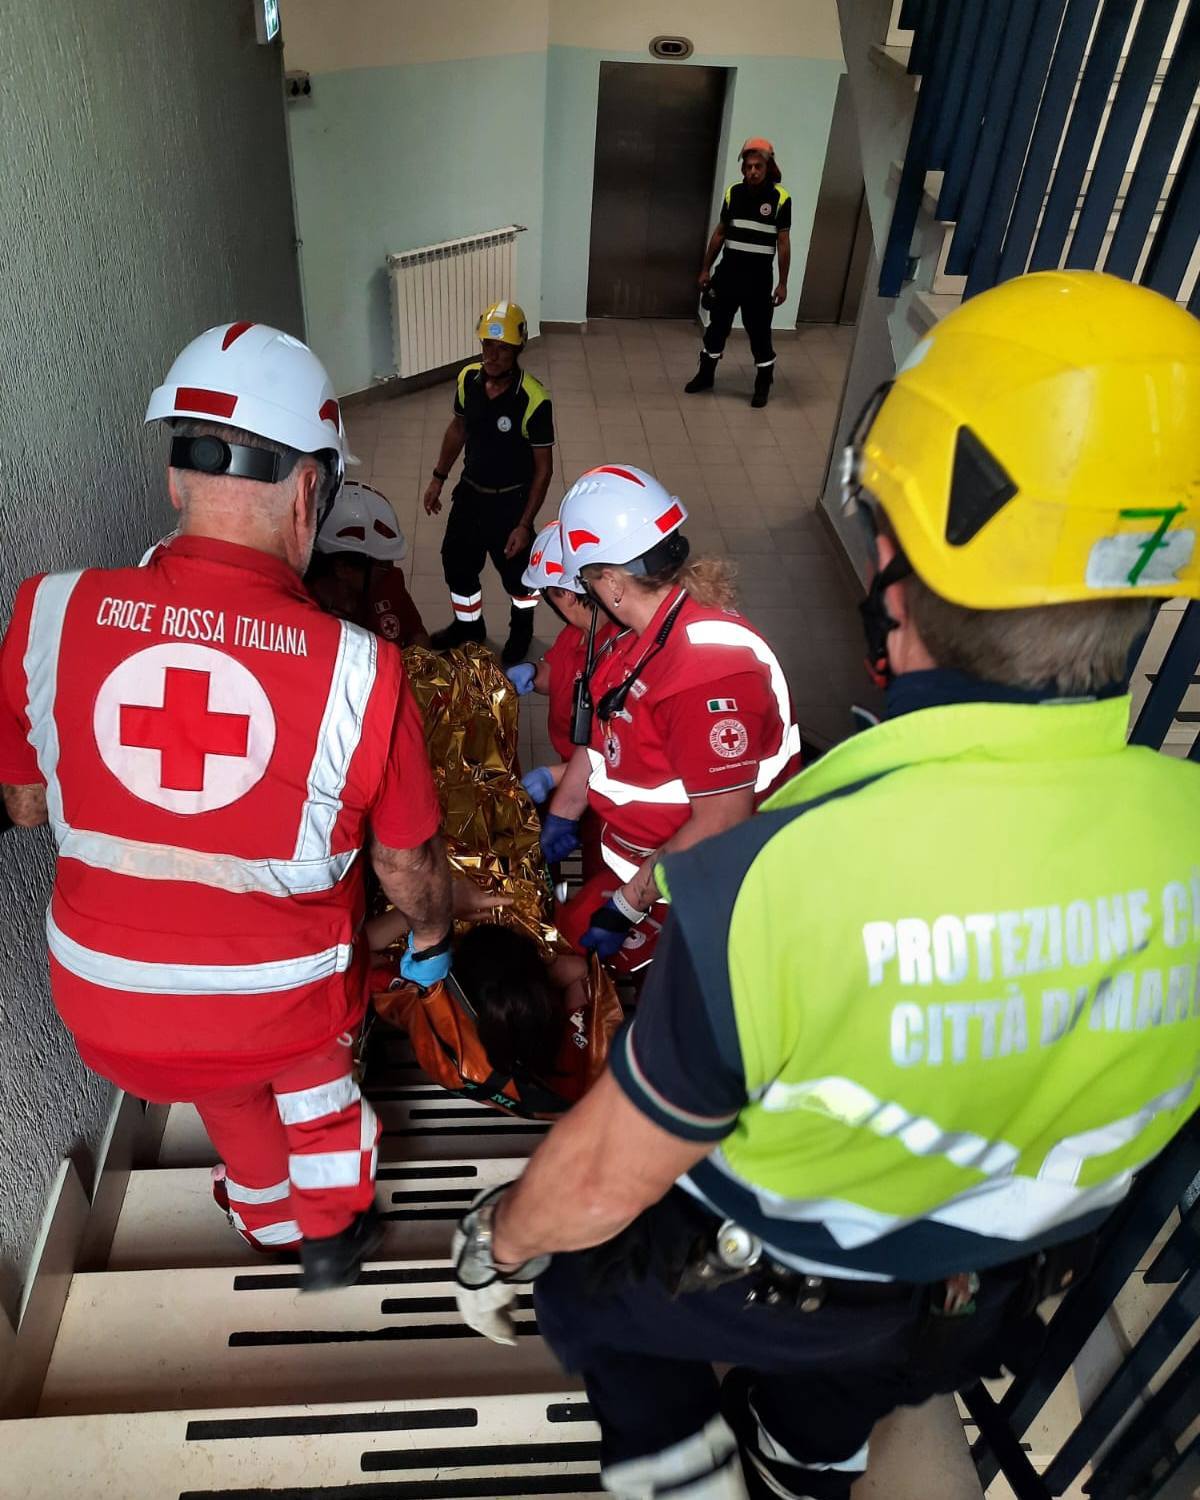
xmin=658 ymin=696 xmax=1200 ymax=1280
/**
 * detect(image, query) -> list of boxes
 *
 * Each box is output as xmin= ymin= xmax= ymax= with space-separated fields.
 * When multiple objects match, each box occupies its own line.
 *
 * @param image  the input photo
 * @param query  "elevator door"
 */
xmin=587 ymin=62 xmax=728 ymax=319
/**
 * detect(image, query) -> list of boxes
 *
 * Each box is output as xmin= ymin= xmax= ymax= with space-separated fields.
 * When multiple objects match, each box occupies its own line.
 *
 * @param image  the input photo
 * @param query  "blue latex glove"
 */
xmin=540 ymin=812 xmax=581 ymax=863
xmin=580 ymin=898 xmax=637 ymax=960
xmin=399 ymin=930 xmax=451 ymax=987
xmin=521 ymin=765 xmax=556 ymax=804
xmin=506 ymin=662 xmax=537 ymax=696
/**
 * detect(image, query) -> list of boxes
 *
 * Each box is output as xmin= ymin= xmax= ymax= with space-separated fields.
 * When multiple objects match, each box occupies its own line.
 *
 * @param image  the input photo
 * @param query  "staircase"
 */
xmin=2 ymin=1019 xmax=996 ymax=1497
xmin=3 ymin=1029 xmax=597 ymax=1497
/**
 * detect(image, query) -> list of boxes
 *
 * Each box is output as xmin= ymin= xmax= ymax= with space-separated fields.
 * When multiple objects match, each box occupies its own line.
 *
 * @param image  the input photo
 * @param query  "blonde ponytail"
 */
xmin=670 ymin=556 xmax=738 ymax=610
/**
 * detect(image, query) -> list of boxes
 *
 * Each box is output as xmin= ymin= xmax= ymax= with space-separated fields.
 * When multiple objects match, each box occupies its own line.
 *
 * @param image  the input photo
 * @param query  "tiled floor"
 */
xmin=344 ymin=318 xmax=880 ymax=768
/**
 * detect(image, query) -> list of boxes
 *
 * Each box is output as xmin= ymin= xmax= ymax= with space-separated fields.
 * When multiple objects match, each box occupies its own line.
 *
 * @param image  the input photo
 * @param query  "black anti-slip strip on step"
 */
xmin=180 ymin=1476 xmax=604 ymax=1498
xmin=232 ymin=1268 xmax=451 ymax=1292
xmin=389 ymin=1189 xmax=477 ymax=1204
xmin=368 ymin=1089 xmax=469 ymax=1102
xmin=378 ymin=1293 xmax=534 ymax=1315
xmin=546 ymin=1403 xmax=595 ymax=1424
xmin=226 ymin=1320 xmax=538 ymax=1346
xmin=186 ymin=1409 xmax=478 ymax=1441
xmin=380 ymin=1208 xmax=462 ymax=1223
xmin=376 ymin=1165 xmax=479 ymax=1181
xmin=403 ymin=1107 xmax=519 ymax=1121
xmin=362 ymin=1439 xmax=601 ymax=1472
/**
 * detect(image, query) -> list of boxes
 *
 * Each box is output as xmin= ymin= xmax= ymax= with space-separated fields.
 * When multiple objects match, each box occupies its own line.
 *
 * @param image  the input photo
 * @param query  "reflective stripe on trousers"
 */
xmin=451 ymin=590 xmax=484 ymax=620
xmin=602 ymin=1415 xmax=748 ymax=1500
xmin=194 ymin=1034 xmax=379 ymax=1243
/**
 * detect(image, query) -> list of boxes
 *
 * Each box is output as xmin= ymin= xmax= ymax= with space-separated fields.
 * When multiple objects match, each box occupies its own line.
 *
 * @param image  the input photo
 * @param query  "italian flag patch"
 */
xmin=707 ymin=698 xmax=737 ymax=712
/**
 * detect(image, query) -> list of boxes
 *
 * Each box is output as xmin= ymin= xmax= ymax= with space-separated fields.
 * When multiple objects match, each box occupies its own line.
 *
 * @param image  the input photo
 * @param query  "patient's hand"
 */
xmin=453 ymin=877 xmax=515 ymax=922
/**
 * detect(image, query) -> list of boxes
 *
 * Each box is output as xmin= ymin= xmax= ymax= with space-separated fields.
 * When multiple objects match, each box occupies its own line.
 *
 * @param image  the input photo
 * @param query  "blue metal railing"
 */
xmin=881 ymin=0 xmax=1200 ymax=770
xmin=881 ymin=0 xmax=1200 ymax=300
xmin=876 ymin=3 xmax=1200 ymax=1493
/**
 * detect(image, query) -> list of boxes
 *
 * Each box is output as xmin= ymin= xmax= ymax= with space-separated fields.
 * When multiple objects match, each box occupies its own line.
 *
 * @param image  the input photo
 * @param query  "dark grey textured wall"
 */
xmin=0 ymin=0 xmax=304 ymax=1307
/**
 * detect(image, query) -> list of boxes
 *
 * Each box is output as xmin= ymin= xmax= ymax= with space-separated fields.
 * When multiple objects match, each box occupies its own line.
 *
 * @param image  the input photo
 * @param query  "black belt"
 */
xmin=680 ymin=1244 xmax=921 ymax=1311
xmin=462 ymin=475 xmax=526 ymax=495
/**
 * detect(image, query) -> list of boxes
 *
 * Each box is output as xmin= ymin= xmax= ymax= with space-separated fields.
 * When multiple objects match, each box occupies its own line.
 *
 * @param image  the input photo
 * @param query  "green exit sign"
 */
xmin=256 ymin=0 xmax=280 ymax=43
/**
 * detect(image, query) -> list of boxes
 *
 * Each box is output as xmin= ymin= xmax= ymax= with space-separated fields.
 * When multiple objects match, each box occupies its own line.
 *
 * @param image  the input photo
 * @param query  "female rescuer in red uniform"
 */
xmin=504 ymin=520 xmax=617 ymax=805
xmin=540 ymin=464 xmax=801 ymax=973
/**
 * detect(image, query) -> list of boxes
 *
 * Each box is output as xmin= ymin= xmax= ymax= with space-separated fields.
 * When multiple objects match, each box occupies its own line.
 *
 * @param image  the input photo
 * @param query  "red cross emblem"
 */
xmin=709 ymin=717 xmax=749 ymax=760
xmin=94 ymin=643 xmax=276 ymax=814
xmin=119 ymin=668 xmax=250 ymax=791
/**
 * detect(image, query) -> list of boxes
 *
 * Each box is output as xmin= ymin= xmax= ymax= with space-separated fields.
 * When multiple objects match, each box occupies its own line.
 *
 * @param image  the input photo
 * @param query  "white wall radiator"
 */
xmin=387 ymin=225 xmax=527 ymax=379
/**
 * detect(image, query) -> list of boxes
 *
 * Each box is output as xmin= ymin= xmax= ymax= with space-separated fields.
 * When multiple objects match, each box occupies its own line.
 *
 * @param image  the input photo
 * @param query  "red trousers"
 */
xmin=194 ymin=1033 xmax=380 ymax=1248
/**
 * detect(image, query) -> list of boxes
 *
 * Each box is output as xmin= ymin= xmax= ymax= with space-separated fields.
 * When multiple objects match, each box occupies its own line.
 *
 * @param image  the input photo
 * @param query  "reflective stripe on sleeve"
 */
xmin=276 ymin=1074 xmax=361 ymax=1126
xmin=683 ymin=621 xmax=800 ymax=792
xmin=586 ymin=748 xmax=690 ymax=808
xmin=46 ymin=911 xmax=353 ymax=995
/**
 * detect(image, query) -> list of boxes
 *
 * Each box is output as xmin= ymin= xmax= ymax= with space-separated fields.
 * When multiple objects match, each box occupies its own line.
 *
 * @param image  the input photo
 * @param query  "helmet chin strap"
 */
xmin=859 ymin=550 xmax=912 ymax=688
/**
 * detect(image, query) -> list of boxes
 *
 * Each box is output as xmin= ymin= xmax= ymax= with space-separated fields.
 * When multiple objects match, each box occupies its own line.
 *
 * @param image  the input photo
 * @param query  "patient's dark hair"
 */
xmin=453 ymin=925 xmax=562 ymax=1080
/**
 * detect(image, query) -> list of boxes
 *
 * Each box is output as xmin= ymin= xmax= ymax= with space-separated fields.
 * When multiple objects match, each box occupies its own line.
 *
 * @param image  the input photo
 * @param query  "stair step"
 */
xmin=5 ymin=1391 xmax=601 ymax=1498
xmin=4 ymin=1389 xmax=987 ymax=1498
xmin=39 ymin=1263 xmax=573 ymax=1416
xmin=157 ymin=1093 xmax=550 ymax=1168
xmin=108 ymin=1160 xmax=524 ymax=1270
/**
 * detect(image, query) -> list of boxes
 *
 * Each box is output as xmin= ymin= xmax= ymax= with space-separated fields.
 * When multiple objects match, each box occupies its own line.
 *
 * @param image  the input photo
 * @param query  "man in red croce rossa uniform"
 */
xmin=0 ymin=323 xmax=453 ymax=1292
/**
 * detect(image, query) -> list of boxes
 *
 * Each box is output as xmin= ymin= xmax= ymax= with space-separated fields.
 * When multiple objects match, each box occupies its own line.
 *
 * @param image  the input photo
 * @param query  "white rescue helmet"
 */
xmin=145 ymin=321 xmax=347 ymax=479
xmin=558 ymin=464 xmax=688 ymax=584
xmin=522 ymin=521 xmax=581 ymax=594
xmin=316 ymin=481 xmax=407 ymax=563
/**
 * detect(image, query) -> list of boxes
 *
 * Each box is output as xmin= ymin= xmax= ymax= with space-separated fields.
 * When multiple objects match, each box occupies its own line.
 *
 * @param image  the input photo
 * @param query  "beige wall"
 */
xmin=281 ymin=0 xmax=550 ymax=70
xmin=281 ymin=0 xmax=842 ymax=71
xmin=549 ymin=0 xmax=842 ymax=58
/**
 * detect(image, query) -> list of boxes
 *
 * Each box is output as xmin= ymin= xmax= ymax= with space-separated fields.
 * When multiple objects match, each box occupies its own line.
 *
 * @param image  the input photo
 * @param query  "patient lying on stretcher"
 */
xmin=365 ymin=890 xmax=621 ymax=1120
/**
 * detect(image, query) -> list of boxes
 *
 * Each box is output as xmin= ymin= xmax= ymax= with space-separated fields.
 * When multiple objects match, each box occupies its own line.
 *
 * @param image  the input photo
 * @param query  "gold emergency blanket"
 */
xmin=401 ymin=644 xmax=558 ymax=952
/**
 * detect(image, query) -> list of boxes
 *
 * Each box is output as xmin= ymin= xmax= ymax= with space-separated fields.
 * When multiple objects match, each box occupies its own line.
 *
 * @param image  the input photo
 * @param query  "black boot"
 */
xmin=501 ymin=607 xmax=535 ymax=667
xmin=684 ymin=354 xmax=718 ymax=394
xmin=430 ymin=617 xmax=486 ymax=651
xmin=751 ymin=366 xmax=774 ymax=408
xmin=299 ymin=1203 xmax=384 ymax=1293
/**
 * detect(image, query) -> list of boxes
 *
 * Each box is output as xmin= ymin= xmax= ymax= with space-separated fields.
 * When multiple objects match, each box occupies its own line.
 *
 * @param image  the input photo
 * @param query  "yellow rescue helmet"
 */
xmin=850 ymin=271 xmax=1200 ymax=608
xmin=476 ymin=300 xmax=528 ymax=348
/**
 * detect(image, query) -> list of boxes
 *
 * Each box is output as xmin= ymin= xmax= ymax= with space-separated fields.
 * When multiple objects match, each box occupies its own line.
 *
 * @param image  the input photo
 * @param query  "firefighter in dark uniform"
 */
xmin=686 ymin=138 xmax=791 ymax=409
xmin=426 ymin=301 xmax=555 ymax=666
